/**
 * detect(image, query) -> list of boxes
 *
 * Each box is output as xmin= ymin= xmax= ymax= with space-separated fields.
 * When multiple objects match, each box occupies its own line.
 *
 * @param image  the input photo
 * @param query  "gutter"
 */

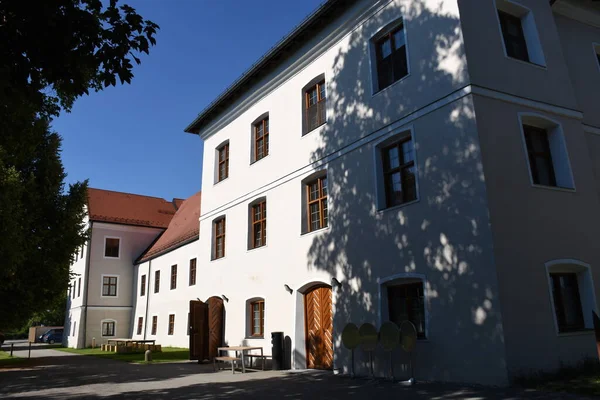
xmin=81 ymin=221 xmax=93 ymax=348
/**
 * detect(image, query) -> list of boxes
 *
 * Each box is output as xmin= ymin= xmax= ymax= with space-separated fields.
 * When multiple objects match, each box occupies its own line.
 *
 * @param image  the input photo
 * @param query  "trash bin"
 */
xmin=271 ymin=331 xmax=284 ymax=370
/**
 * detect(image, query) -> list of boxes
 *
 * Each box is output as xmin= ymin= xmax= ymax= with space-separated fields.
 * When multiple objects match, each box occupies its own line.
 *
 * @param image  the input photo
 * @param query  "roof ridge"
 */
xmin=88 ymin=187 xmax=174 ymax=203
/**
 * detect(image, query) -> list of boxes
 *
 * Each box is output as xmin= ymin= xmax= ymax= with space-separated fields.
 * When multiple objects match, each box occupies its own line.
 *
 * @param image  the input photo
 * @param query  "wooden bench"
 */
xmin=246 ymin=354 xmax=271 ymax=370
xmin=213 ymin=356 xmax=241 ymax=373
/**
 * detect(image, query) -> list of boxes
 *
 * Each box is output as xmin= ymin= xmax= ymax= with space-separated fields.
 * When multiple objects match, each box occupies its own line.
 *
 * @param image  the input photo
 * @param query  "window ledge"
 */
xmin=557 ymin=329 xmax=594 ymax=337
xmin=214 ymin=177 xmax=229 ymax=186
xmin=211 ymin=255 xmax=227 ymax=263
xmin=250 ymin=154 xmax=270 ymax=166
xmin=302 ymin=122 xmax=327 ymax=138
xmin=247 ymin=244 xmax=268 ymax=253
xmin=377 ymin=198 xmax=420 ymax=214
xmin=245 ymin=336 xmax=265 ymax=340
xmin=301 ymin=225 xmax=331 ymax=238
xmin=505 ymin=56 xmax=546 ymax=70
xmin=531 ymin=184 xmax=575 ymax=193
xmin=372 ymin=73 xmax=411 ymax=97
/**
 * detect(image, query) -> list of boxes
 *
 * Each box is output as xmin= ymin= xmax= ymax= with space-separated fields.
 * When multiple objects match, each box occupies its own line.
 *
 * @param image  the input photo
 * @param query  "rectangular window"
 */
xmin=102 ymin=276 xmax=117 ymax=297
xmin=251 ymin=201 xmax=267 ymax=249
xmin=102 ymin=321 xmax=115 ymax=337
xmin=375 ymin=23 xmax=408 ymax=91
xmin=523 ymin=125 xmax=556 ymax=187
xmin=498 ymin=10 xmax=529 ymax=62
xmin=388 ymin=282 xmax=426 ymax=339
xmin=151 ymin=316 xmax=157 ymax=335
xmin=213 ymin=218 xmax=226 ymax=259
xmin=254 ymin=118 xmax=269 ymax=161
xmin=78 ymin=277 xmax=81 ymax=297
xmin=154 ymin=270 xmax=160 ymax=293
xmin=80 ymin=246 xmax=84 ymax=259
xmin=551 ymin=273 xmax=585 ymax=333
xmin=251 ymin=300 xmax=265 ymax=337
xmin=170 ymin=265 xmax=177 ymax=290
xmin=73 ymin=321 xmax=76 ymax=336
xmin=305 ymin=80 xmax=326 ymax=133
xmin=217 ymin=143 xmax=229 ymax=182
xmin=383 ymin=138 xmax=417 ymax=207
xmin=72 ymin=281 xmax=76 ymax=299
xmin=104 ymin=237 xmax=120 ymax=258
xmin=168 ymin=314 xmax=175 ymax=335
xmin=137 ymin=317 xmax=143 ymax=335
xmin=189 ymin=258 xmax=197 ymax=286
xmin=140 ymin=274 xmax=146 ymax=296
xmin=306 ymin=176 xmax=328 ymax=232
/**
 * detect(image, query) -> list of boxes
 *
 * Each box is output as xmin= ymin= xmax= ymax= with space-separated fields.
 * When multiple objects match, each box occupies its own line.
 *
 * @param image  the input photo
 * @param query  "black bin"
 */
xmin=271 ymin=331 xmax=284 ymax=370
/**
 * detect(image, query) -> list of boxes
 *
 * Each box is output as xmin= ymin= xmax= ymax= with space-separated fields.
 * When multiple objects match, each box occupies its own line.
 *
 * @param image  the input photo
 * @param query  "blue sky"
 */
xmin=53 ymin=0 xmax=323 ymax=200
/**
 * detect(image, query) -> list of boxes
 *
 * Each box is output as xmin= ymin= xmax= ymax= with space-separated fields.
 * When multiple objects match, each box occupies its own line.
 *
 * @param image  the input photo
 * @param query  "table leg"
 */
xmin=241 ymin=351 xmax=246 ymax=373
xmin=261 ymin=348 xmax=264 ymax=371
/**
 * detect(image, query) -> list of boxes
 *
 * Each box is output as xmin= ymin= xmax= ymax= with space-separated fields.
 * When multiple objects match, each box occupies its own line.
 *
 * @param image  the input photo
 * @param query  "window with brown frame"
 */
xmin=306 ymin=176 xmax=328 ymax=232
xmin=213 ymin=217 xmax=226 ymax=259
xmin=388 ymin=282 xmax=426 ymax=339
xmin=217 ymin=143 xmax=229 ymax=182
xmin=137 ymin=317 xmax=143 ymax=335
xmin=550 ymin=273 xmax=585 ymax=333
xmin=154 ymin=270 xmax=160 ymax=293
xmin=251 ymin=200 xmax=267 ymax=249
xmin=189 ymin=258 xmax=197 ymax=286
xmin=382 ymin=138 xmax=417 ymax=208
xmin=168 ymin=314 xmax=175 ymax=335
xmin=78 ymin=277 xmax=81 ymax=297
xmin=151 ymin=316 xmax=157 ymax=335
xmin=102 ymin=276 xmax=117 ymax=297
xmin=304 ymin=80 xmax=326 ymax=134
xmin=498 ymin=10 xmax=529 ymax=62
xmin=375 ymin=23 xmax=408 ymax=91
xmin=104 ymin=237 xmax=120 ymax=258
xmin=523 ymin=125 xmax=556 ymax=187
xmin=102 ymin=321 xmax=115 ymax=337
xmin=170 ymin=264 xmax=177 ymax=290
xmin=250 ymin=300 xmax=265 ymax=337
xmin=254 ymin=118 xmax=269 ymax=161
xmin=140 ymin=274 xmax=146 ymax=296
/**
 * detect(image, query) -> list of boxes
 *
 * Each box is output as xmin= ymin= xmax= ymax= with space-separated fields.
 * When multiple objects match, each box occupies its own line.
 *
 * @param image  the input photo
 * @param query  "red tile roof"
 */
xmin=136 ymin=191 xmax=201 ymax=263
xmin=87 ymin=188 xmax=177 ymax=229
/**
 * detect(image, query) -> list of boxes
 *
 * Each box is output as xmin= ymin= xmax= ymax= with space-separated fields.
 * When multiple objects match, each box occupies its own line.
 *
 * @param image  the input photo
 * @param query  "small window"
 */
xmin=151 ymin=316 xmax=157 ymax=335
xmin=72 ymin=281 xmax=76 ymax=299
xmin=388 ymin=282 xmax=426 ymax=339
xmin=496 ymin=1 xmax=545 ymax=66
xmin=104 ymin=237 xmax=120 ymax=258
xmin=102 ymin=276 xmax=117 ymax=297
xmin=217 ymin=143 xmax=229 ymax=182
xmin=189 ymin=258 xmax=197 ymax=286
xmin=102 ymin=321 xmax=115 ymax=337
xmin=374 ymin=22 xmax=408 ymax=91
xmin=75 ymin=252 xmax=78 ymax=262
xmin=250 ymin=300 xmax=265 ymax=337
xmin=304 ymin=80 xmax=326 ymax=134
xmin=498 ymin=10 xmax=529 ymax=62
xmin=550 ymin=273 xmax=585 ymax=333
xmin=382 ymin=138 xmax=417 ymax=207
xmin=140 ymin=275 xmax=146 ymax=296
xmin=250 ymin=200 xmax=267 ymax=249
xmin=305 ymin=176 xmax=328 ymax=233
xmin=137 ymin=317 xmax=143 ymax=335
xmin=154 ymin=270 xmax=160 ymax=293
xmin=523 ymin=125 xmax=556 ymax=186
xmin=170 ymin=265 xmax=177 ymax=290
xmin=73 ymin=321 xmax=76 ymax=336
xmin=168 ymin=314 xmax=175 ymax=335
xmin=213 ymin=217 xmax=226 ymax=260
xmin=80 ymin=246 xmax=84 ymax=259
xmin=254 ymin=117 xmax=269 ymax=161
xmin=78 ymin=277 xmax=81 ymax=297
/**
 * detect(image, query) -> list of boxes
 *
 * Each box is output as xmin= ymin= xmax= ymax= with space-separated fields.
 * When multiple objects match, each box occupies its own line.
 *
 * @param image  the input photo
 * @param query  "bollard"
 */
xmin=10 ymin=343 xmax=13 ymax=357
xmin=92 ymin=337 xmax=96 ymax=348
xmin=145 ymin=350 xmax=152 ymax=363
xmin=28 ymin=342 xmax=31 ymax=358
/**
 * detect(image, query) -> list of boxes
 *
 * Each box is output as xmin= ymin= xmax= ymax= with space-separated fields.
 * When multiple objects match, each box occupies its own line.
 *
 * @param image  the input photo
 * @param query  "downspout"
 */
xmin=143 ymin=260 xmax=151 ymax=340
xmin=81 ymin=221 xmax=93 ymax=348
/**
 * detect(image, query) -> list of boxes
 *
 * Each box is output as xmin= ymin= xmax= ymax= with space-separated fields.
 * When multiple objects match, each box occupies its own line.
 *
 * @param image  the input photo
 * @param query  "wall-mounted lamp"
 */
xmin=331 ymin=278 xmax=342 ymax=288
xmin=284 ymin=284 xmax=293 ymax=294
xmin=221 ymin=294 xmax=229 ymax=302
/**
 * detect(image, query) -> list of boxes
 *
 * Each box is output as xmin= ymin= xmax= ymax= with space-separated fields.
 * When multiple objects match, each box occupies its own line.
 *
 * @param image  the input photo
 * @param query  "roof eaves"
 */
xmin=135 ymin=233 xmax=199 ymax=265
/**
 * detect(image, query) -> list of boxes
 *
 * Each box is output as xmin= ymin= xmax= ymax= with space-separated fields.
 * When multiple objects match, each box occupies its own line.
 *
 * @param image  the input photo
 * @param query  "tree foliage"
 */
xmin=0 ymin=0 xmax=158 ymax=329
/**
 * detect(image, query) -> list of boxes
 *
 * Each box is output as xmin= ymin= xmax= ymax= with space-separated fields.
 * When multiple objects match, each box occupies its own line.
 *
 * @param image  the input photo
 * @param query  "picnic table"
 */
xmin=216 ymin=346 xmax=264 ymax=373
xmin=106 ymin=338 xmax=156 ymax=346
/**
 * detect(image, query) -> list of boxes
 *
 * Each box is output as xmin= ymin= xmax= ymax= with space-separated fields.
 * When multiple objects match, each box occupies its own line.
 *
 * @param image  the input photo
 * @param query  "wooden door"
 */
xmin=207 ymin=296 xmax=224 ymax=360
xmin=189 ymin=300 xmax=208 ymax=361
xmin=304 ymin=285 xmax=333 ymax=369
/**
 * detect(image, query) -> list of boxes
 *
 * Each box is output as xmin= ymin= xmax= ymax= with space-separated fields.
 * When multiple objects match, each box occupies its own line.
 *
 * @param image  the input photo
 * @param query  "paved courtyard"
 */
xmin=0 ymin=346 xmax=593 ymax=399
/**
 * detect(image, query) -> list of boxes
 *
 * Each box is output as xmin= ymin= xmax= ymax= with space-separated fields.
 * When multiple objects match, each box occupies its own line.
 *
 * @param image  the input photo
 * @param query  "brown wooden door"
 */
xmin=207 ymin=296 xmax=224 ymax=360
xmin=189 ymin=300 xmax=208 ymax=361
xmin=304 ymin=285 xmax=333 ymax=369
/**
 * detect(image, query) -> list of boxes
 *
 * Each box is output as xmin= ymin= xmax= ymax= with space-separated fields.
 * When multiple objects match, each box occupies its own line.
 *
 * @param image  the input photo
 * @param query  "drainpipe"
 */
xmin=143 ymin=260 xmax=151 ymax=340
xmin=81 ymin=221 xmax=93 ymax=348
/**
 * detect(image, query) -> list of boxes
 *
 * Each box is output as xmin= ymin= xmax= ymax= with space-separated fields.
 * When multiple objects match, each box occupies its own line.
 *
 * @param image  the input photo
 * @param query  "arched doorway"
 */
xmin=304 ymin=285 xmax=333 ymax=369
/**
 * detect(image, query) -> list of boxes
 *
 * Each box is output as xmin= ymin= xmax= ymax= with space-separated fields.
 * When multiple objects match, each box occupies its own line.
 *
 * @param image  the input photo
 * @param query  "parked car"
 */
xmin=39 ymin=329 xmax=63 ymax=344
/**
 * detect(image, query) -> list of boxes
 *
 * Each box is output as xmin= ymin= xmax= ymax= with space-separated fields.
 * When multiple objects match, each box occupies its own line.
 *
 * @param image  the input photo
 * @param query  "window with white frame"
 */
xmin=371 ymin=18 xmax=409 ymax=92
xmin=104 ymin=237 xmax=120 ymax=258
xmin=496 ymin=0 xmax=545 ymax=66
xmin=102 ymin=320 xmax=116 ymax=337
xmin=546 ymin=260 xmax=597 ymax=334
xmin=520 ymin=114 xmax=573 ymax=189
xmin=387 ymin=281 xmax=426 ymax=339
xmin=102 ymin=276 xmax=118 ymax=297
xmin=246 ymin=298 xmax=265 ymax=338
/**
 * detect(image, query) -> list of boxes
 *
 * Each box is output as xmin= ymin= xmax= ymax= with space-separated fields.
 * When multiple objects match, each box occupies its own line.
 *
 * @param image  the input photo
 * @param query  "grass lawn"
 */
xmin=56 ymin=346 xmax=189 ymax=364
xmin=0 ymin=350 xmax=26 ymax=367
xmin=516 ymin=359 xmax=600 ymax=397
